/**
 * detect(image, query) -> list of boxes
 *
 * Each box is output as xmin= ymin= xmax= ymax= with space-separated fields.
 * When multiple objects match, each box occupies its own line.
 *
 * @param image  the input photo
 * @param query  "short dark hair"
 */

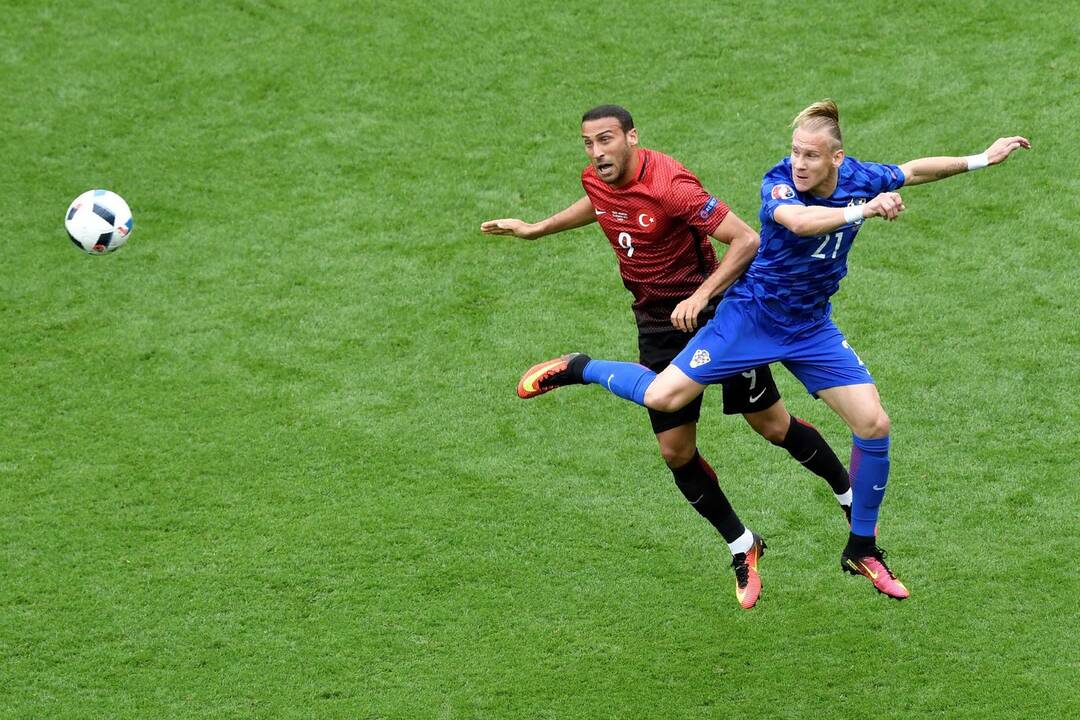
xmin=581 ymin=104 xmax=634 ymax=132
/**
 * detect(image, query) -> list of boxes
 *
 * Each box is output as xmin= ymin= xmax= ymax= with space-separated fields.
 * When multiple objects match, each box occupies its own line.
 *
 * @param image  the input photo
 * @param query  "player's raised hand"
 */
xmin=864 ymin=192 xmax=906 ymax=222
xmin=480 ymin=218 xmax=543 ymax=239
xmin=984 ymin=136 xmax=1031 ymax=165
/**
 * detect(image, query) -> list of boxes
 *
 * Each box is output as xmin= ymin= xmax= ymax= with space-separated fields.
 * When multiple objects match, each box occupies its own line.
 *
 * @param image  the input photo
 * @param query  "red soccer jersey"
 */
xmin=581 ymin=148 xmax=731 ymax=331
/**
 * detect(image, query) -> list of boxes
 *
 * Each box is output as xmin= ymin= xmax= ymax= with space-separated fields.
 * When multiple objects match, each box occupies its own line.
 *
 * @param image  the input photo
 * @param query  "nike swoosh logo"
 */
xmin=606 ymin=374 xmax=615 ymax=390
xmin=749 ymin=387 xmax=768 ymax=403
xmin=848 ymin=559 xmax=878 ymax=579
xmin=595 ymin=209 xmax=606 ymax=215
xmin=872 ymin=483 xmax=887 ymax=491
xmin=520 ymin=359 xmax=564 ymax=393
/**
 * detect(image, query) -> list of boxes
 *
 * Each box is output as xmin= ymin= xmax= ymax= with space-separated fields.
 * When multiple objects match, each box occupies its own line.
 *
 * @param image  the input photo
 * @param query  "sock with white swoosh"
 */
xmin=849 ymin=434 xmax=890 ymax=539
xmin=774 ymin=415 xmax=850 ymax=496
xmin=670 ymin=450 xmax=746 ymax=546
xmin=581 ymin=359 xmax=655 ymax=406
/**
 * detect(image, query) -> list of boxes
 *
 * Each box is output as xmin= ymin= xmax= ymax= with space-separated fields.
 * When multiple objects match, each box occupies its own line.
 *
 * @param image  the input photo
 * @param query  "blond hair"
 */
xmin=792 ymin=99 xmax=843 ymax=149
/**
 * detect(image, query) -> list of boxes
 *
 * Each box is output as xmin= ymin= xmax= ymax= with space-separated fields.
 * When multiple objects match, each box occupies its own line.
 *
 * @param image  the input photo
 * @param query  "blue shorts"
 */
xmin=671 ymin=296 xmax=874 ymax=396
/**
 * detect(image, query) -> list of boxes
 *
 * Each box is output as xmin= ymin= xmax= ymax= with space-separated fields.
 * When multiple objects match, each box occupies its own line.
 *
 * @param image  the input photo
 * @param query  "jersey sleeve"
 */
xmin=660 ymin=168 xmax=730 ymax=235
xmin=853 ymin=160 xmax=906 ymax=193
xmin=760 ymin=168 xmax=803 ymax=224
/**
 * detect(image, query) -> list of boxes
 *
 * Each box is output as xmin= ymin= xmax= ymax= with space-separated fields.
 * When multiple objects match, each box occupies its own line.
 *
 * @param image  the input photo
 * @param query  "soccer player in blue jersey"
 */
xmin=519 ymin=99 xmax=1030 ymax=600
xmin=485 ymin=105 xmax=856 ymax=610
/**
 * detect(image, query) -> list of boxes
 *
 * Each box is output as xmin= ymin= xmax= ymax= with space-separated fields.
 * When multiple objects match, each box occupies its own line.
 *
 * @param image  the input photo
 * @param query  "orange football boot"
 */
xmin=517 ymin=353 xmax=586 ymax=399
xmin=732 ymin=533 xmax=766 ymax=609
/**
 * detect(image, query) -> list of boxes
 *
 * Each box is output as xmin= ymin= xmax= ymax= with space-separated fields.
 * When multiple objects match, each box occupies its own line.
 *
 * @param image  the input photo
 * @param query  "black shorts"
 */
xmin=637 ymin=326 xmax=782 ymax=434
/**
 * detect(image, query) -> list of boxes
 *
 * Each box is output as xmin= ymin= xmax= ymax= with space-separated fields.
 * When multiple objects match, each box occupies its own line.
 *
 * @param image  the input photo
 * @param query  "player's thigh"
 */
xmin=719 ymin=364 xmax=782 ymax=416
xmin=639 ymin=327 xmax=707 ymax=460
xmin=638 ymin=326 xmax=695 ymax=373
xmin=647 ymin=393 xmax=705 ymax=436
xmin=781 ymin=320 xmax=875 ymax=396
xmin=671 ymin=298 xmax=782 ymax=384
xmin=638 ymin=327 xmax=708 ymax=414
xmin=817 ymin=383 xmax=889 ymax=438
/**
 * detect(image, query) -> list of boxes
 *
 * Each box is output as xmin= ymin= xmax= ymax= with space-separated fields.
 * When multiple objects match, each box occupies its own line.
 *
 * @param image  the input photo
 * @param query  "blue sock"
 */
xmin=582 ymin=359 xmax=655 ymax=406
xmin=849 ymin=434 xmax=890 ymax=538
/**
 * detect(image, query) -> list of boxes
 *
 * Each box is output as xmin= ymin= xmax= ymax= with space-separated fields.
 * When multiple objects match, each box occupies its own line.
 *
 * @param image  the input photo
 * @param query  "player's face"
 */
xmin=582 ymin=118 xmax=638 ymax=186
xmin=790 ymin=128 xmax=844 ymax=196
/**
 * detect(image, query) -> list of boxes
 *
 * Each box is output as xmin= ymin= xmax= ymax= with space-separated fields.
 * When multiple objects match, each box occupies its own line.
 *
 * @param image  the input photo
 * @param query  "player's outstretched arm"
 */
xmin=773 ymin=192 xmax=905 ymax=237
xmin=670 ymin=211 xmax=760 ymax=332
xmin=480 ymin=195 xmax=596 ymax=240
xmin=898 ymin=135 xmax=1030 ymax=187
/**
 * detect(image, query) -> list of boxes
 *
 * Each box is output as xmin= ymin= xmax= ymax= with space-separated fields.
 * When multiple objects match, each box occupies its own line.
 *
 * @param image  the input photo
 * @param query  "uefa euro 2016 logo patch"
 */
xmin=689 ymin=349 xmax=711 ymax=368
xmin=699 ymin=196 xmax=719 ymax=219
xmin=771 ymin=184 xmax=796 ymax=200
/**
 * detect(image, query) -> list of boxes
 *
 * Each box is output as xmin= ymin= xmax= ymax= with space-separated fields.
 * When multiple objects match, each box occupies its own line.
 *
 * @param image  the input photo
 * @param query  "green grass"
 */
xmin=2 ymin=0 xmax=1078 ymax=717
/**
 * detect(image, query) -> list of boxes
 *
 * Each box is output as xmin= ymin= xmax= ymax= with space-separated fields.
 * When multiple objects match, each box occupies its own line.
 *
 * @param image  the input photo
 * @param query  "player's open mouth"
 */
xmin=597 ymin=163 xmax=614 ymax=174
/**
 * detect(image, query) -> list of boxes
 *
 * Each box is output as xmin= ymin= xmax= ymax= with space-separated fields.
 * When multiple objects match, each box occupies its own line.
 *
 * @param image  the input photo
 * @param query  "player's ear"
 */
xmin=833 ymin=147 xmax=845 ymax=169
xmin=627 ymin=127 xmax=638 ymax=146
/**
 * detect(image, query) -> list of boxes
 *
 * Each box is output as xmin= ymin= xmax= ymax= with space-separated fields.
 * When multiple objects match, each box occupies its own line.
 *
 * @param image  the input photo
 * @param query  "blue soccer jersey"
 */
xmin=726 ymin=156 xmax=905 ymax=325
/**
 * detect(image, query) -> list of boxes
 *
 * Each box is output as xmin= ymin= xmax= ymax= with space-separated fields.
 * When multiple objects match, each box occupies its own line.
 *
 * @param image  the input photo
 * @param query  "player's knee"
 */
xmin=659 ymin=442 xmax=696 ymax=468
xmin=746 ymin=412 xmax=788 ymax=444
xmin=644 ymin=385 xmax=684 ymax=413
xmin=760 ymin=423 xmax=788 ymax=444
xmin=856 ymin=411 xmax=890 ymax=439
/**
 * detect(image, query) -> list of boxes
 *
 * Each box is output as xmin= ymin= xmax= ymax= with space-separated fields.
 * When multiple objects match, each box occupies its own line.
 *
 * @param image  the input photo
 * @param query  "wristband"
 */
xmin=966 ymin=152 xmax=989 ymax=171
xmin=843 ymin=204 xmax=865 ymax=224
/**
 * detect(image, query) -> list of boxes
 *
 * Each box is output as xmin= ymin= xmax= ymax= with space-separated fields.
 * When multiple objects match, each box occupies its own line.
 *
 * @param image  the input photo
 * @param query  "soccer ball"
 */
xmin=64 ymin=189 xmax=134 ymax=254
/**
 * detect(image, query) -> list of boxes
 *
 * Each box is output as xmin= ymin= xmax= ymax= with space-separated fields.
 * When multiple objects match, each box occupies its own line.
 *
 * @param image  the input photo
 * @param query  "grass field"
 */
xmin=3 ymin=1 xmax=1079 ymax=717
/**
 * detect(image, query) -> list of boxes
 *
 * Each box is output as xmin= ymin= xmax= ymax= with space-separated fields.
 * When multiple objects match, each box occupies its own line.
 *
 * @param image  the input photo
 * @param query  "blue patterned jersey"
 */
xmin=728 ymin=156 xmax=905 ymax=325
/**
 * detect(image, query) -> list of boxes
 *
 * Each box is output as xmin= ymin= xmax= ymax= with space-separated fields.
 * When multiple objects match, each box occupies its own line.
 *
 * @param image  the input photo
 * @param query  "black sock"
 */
xmin=566 ymin=353 xmax=591 ymax=383
xmin=845 ymin=531 xmax=877 ymax=556
xmin=670 ymin=450 xmax=745 ymax=544
xmin=774 ymin=415 xmax=850 ymax=495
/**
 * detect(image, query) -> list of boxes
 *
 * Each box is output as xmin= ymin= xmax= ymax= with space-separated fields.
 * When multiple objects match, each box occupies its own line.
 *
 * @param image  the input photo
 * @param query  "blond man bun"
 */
xmin=792 ymin=99 xmax=843 ymax=149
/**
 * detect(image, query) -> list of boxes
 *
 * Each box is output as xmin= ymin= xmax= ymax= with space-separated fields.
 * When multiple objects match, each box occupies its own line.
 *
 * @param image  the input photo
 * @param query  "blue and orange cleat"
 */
xmin=841 ymin=546 xmax=909 ymax=600
xmin=732 ymin=533 xmax=766 ymax=609
xmin=517 ymin=353 xmax=587 ymax=399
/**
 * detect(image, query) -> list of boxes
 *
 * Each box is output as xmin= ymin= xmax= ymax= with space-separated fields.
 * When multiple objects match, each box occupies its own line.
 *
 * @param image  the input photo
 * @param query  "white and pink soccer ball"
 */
xmin=64 ymin=189 xmax=134 ymax=254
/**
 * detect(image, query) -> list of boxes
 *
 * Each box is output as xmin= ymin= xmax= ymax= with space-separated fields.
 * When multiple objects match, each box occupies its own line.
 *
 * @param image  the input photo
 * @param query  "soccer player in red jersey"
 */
xmin=483 ymin=105 xmax=851 ymax=609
